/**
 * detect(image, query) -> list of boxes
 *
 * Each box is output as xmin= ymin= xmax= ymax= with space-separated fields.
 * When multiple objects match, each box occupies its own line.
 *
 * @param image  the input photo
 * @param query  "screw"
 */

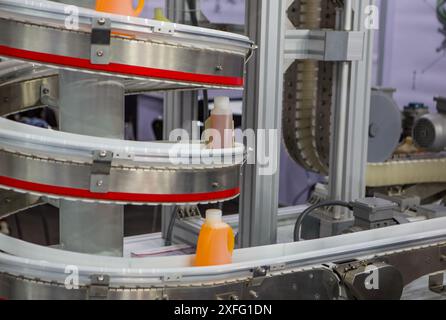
xmin=97 ymin=18 xmax=106 ymax=25
xmin=249 ymin=290 xmax=259 ymax=299
xmin=42 ymin=88 xmax=50 ymax=95
xmin=97 ymin=50 xmax=104 ymax=57
xmin=97 ymin=275 xmax=104 ymax=282
xmin=229 ymin=295 xmax=239 ymax=301
xmin=309 ymin=273 xmax=314 ymax=279
xmin=212 ymin=182 xmax=220 ymax=189
xmin=97 ymin=180 xmax=104 ymax=187
xmin=216 ymin=65 xmax=224 ymax=71
xmin=99 ymin=150 xmax=107 ymax=158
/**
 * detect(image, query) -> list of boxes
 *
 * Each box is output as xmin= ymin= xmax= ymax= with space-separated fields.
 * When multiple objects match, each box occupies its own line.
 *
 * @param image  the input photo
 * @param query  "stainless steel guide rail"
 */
xmin=0 ymin=0 xmax=254 ymax=89
xmin=0 ymin=117 xmax=244 ymax=205
xmin=0 ymin=0 xmax=253 ymax=205
xmin=1 ymin=217 xmax=446 ymax=299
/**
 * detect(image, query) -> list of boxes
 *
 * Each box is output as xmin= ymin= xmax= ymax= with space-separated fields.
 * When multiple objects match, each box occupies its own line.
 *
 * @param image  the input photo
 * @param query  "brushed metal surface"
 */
xmin=0 ymin=18 xmax=245 ymax=85
xmin=0 ymin=74 xmax=58 ymax=116
xmin=0 ymin=150 xmax=240 ymax=203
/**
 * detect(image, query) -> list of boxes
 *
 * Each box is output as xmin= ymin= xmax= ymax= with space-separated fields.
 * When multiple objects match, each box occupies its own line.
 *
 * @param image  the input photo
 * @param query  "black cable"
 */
xmin=293 ymin=201 xmax=353 ymax=242
xmin=165 ymin=206 xmax=178 ymax=246
xmin=202 ymin=89 xmax=210 ymax=119
xmin=186 ymin=0 xmax=199 ymax=27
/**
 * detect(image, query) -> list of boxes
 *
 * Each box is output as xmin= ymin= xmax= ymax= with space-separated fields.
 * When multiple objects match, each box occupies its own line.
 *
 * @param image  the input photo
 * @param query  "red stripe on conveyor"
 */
xmin=0 ymin=176 xmax=240 ymax=203
xmin=0 ymin=45 xmax=244 ymax=87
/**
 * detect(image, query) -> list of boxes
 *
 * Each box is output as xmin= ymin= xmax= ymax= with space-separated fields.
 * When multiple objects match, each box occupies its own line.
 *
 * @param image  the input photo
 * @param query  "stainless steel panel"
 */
xmin=0 ymin=150 xmax=240 ymax=203
xmin=0 ymin=75 xmax=58 ymax=116
xmin=0 ymin=18 xmax=245 ymax=84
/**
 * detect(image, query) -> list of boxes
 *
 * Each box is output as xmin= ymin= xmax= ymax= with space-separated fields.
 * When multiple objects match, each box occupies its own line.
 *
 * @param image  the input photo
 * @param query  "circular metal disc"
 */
xmin=368 ymin=91 xmax=402 ymax=163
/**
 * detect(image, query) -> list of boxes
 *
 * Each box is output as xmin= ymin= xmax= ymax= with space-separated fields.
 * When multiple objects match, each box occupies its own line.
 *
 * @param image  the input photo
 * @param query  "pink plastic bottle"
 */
xmin=208 ymin=96 xmax=234 ymax=149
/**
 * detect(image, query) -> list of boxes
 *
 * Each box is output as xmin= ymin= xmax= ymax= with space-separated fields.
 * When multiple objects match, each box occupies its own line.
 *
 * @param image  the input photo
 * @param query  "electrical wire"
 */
xmin=165 ymin=206 xmax=178 ymax=246
xmin=186 ymin=0 xmax=199 ymax=26
xmin=293 ymin=201 xmax=354 ymax=242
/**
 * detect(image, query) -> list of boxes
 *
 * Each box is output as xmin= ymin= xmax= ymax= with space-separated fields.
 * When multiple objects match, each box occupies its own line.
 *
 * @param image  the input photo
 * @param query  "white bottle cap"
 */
xmin=205 ymin=209 xmax=223 ymax=224
xmin=212 ymin=96 xmax=232 ymax=115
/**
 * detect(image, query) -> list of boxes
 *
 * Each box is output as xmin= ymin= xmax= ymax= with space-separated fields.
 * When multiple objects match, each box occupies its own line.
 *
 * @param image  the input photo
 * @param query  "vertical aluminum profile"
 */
xmin=328 ymin=0 xmax=375 ymax=225
xmin=238 ymin=0 xmax=287 ymax=247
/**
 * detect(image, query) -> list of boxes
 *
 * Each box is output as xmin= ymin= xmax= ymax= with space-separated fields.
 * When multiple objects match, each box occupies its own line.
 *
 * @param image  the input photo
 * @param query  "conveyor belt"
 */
xmin=1 ymin=216 xmax=446 ymax=288
xmin=0 ymin=0 xmax=253 ymax=205
xmin=283 ymin=1 xmax=446 ymax=188
xmin=0 ymin=117 xmax=244 ymax=205
xmin=366 ymin=158 xmax=446 ymax=187
xmin=0 ymin=0 xmax=253 ymax=89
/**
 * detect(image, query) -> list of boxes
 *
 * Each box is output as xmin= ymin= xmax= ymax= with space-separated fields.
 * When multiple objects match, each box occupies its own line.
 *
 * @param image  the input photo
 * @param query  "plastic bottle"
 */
xmin=206 ymin=96 xmax=234 ymax=149
xmin=194 ymin=209 xmax=235 ymax=267
xmin=96 ymin=0 xmax=145 ymax=17
xmin=154 ymin=8 xmax=170 ymax=22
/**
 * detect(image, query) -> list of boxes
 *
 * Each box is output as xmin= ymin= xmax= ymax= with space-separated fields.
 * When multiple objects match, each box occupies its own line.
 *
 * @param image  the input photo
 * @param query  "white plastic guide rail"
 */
xmin=1 ymin=217 xmax=446 ymax=286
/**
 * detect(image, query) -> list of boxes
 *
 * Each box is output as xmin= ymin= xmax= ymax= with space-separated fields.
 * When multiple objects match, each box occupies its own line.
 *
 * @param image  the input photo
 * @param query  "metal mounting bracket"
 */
xmin=90 ymin=17 xmax=111 ymax=65
xmin=284 ymin=30 xmax=365 ymax=70
xmin=90 ymin=150 xmax=113 ymax=193
xmin=429 ymin=272 xmax=445 ymax=294
xmin=249 ymin=266 xmax=270 ymax=287
xmin=88 ymin=274 xmax=110 ymax=300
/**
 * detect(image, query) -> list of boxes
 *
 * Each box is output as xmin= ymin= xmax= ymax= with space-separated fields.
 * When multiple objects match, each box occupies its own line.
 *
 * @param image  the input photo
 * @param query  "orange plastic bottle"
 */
xmin=194 ymin=209 xmax=235 ymax=267
xmin=96 ymin=0 xmax=145 ymax=17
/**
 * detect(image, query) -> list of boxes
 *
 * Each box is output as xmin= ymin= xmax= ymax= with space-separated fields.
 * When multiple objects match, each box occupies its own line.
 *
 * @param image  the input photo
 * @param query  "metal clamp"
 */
xmin=250 ymin=266 xmax=270 ymax=287
xmin=90 ymin=150 xmax=113 ymax=193
xmin=90 ymin=18 xmax=111 ymax=65
xmin=284 ymin=29 xmax=365 ymax=68
xmin=88 ymin=274 xmax=110 ymax=300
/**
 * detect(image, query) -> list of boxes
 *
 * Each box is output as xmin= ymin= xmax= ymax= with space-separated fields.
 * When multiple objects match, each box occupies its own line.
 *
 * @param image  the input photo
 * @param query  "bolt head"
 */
xmin=216 ymin=65 xmax=224 ymax=71
xmin=98 ymin=18 xmax=106 ymax=25
xmin=99 ymin=150 xmax=107 ymax=157
xmin=97 ymin=180 xmax=104 ymax=187
xmin=96 ymin=50 xmax=104 ymax=57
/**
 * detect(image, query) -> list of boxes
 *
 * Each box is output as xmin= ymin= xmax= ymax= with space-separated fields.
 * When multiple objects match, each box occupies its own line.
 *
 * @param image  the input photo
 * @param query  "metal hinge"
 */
xmin=90 ymin=17 xmax=111 ymax=65
xmin=88 ymin=274 xmax=110 ymax=300
xmin=90 ymin=150 xmax=113 ymax=193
